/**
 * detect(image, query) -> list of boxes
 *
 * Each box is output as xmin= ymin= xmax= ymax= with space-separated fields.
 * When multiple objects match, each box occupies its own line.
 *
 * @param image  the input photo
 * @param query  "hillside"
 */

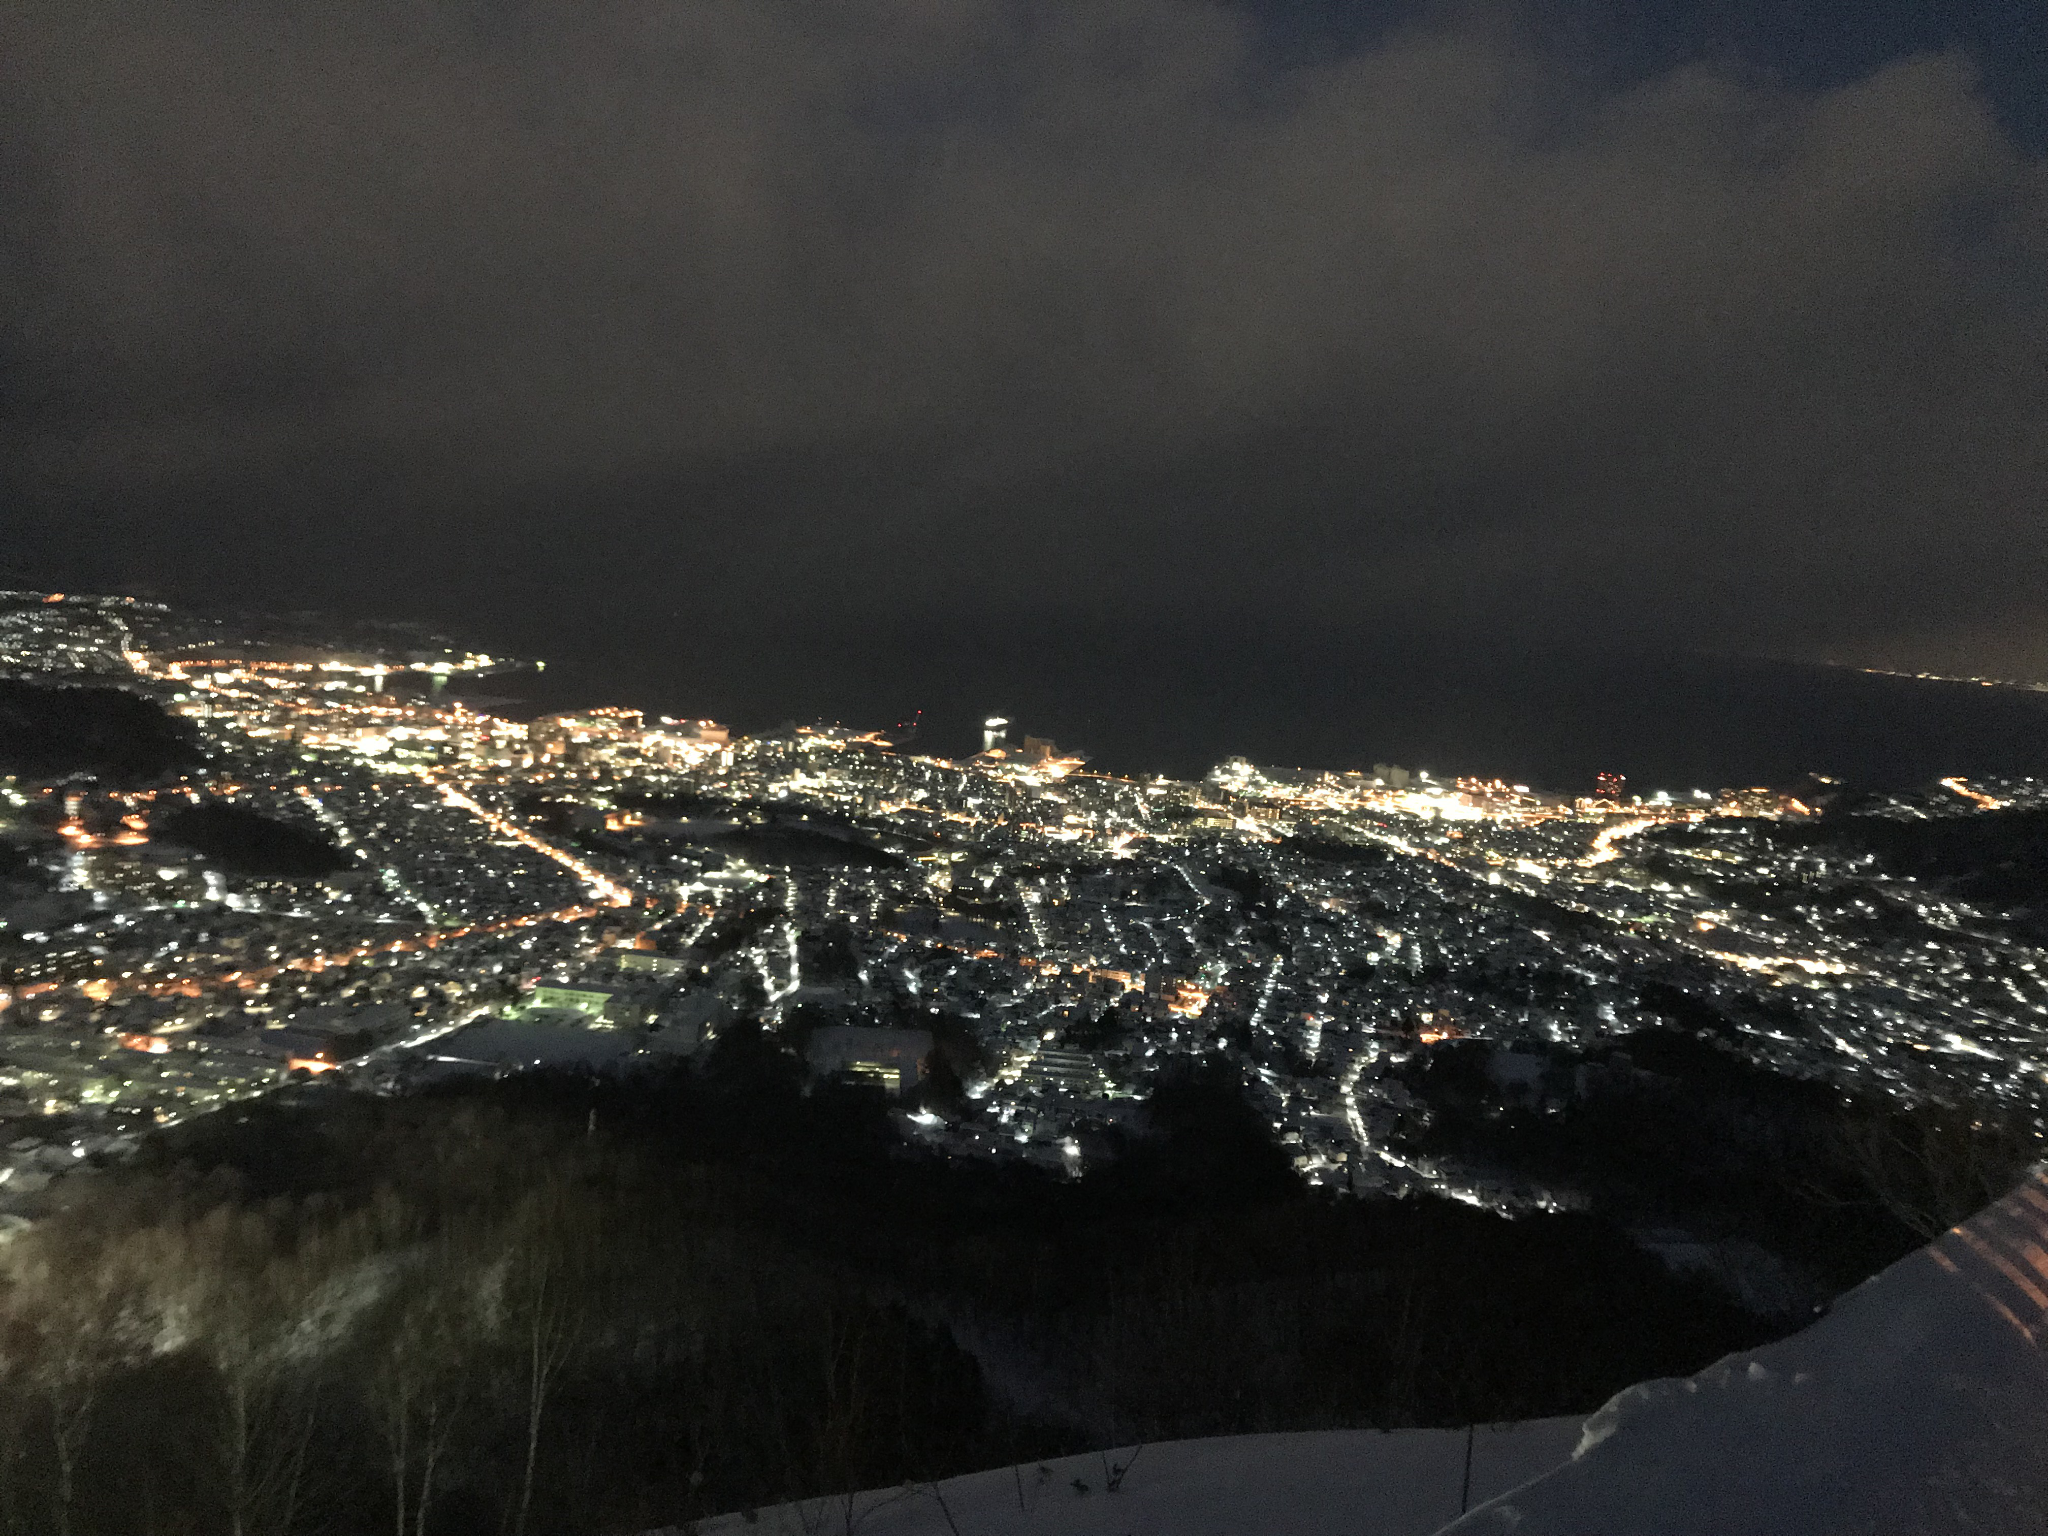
xmin=666 ymin=1167 xmax=2048 ymax=1536
xmin=1443 ymin=1164 xmax=2048 ymax=1534
xmin=0 ymin=677 xmax=200 ymax=784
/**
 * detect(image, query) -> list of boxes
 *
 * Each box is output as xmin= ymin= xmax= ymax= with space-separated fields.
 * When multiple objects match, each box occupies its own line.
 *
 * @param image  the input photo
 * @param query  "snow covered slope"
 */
xmin=659 ymin=1419 xmax=1582 ymax=1536
xmin=659 ymin=1169 xmax=2048 ymax=1536
xmin=1442 ymin=1165 xmax=2048 ymax=1535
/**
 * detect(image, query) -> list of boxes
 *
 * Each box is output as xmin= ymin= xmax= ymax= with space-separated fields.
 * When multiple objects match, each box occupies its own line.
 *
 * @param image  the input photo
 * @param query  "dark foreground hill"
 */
xmin=2 ymin=1039 xmax=1786 ymax=1536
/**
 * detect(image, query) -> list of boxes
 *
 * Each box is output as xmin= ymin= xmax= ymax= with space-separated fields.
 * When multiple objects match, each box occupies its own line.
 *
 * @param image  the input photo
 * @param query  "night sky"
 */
xmin=6 ymin=0 xmax=2047 ymax=781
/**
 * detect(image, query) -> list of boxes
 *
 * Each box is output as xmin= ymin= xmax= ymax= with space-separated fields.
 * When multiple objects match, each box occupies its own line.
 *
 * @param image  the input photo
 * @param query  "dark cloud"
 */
xmin=4 ymin=0 xmax=2045 ymax=677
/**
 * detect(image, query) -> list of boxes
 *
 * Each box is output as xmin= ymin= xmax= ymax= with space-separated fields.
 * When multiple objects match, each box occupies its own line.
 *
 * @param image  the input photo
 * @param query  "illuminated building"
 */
xmin=1018 ymin=1047 xmax=1107 ymax=1096
xmin=616 ymin=951 xmax=683 ymax=975
xmin=806 ymin=1025 xmax=933 ymax=1095
xmin=1717 ymin=787 xmax=1791 ymax=818
xmin=525 ymin=979 xmax=624 ymax=1019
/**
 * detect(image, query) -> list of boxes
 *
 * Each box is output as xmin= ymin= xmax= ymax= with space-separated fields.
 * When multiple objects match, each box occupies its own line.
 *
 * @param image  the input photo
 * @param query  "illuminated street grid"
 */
xmin=1 ymin=589 xmax=2044 ymax=1216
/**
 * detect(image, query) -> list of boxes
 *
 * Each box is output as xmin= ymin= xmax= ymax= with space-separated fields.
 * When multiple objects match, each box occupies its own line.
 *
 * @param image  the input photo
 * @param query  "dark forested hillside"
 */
xmin=1654 ymin=808 xmax=2048 ymax=911
xmin=0 ymin=678 xmax=201 ymax=784
xmin=1792 ymin=808 xmax=2048 ymax=908
xmin=0 ymin=1039 xmax=1787 ymax=1536
xmin=153 ymin=802 xmax=350 ymax=878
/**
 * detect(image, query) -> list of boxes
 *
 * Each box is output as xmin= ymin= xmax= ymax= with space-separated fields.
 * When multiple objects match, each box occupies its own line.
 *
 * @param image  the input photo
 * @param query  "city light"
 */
xmin=0 ymin=586 xmax=2041 ymax=1217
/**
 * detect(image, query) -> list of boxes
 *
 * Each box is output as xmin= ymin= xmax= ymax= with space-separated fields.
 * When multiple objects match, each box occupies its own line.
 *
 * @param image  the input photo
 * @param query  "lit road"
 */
xmin=60 ymin=905 xmax=604 ymax=1003
xmin=433 ymin=780 xmax=636 ymax=907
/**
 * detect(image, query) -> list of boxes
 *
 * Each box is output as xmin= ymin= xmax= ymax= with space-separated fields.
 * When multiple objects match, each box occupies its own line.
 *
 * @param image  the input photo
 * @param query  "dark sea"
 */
xmin=440 ymin=622 xmax=2048 ymax=798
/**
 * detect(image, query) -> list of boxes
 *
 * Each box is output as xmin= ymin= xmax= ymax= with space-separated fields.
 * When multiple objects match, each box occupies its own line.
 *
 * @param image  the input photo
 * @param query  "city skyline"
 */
xmin=3 ymin=586 xmax=2043 ymax=1203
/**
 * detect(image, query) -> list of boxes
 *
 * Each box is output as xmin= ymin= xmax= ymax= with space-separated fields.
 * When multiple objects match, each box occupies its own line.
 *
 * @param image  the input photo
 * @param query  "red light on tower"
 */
xmin=1595 ymin=772 xmax=1626 ymax=801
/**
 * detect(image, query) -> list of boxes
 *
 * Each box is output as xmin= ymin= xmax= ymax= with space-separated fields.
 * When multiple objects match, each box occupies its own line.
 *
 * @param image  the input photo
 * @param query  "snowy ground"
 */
xmin=656 ymin=1168 xmax=2048 ymax=1536
xmin=1444 ymin=1166 xmax=2048 ymax=1535
xmin=654 ymin=1419 xmax=1583 ymax=1536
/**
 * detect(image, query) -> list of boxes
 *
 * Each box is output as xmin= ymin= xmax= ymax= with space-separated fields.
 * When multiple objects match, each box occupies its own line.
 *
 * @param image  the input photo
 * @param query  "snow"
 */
xmin=659 ymin=1168 xmax=2048 ymax=1536
xmin=657 ymin=1420 xmax=1582 ymax=1536
xmin=1442 ymin=1165 xmax=2048 ymax=1535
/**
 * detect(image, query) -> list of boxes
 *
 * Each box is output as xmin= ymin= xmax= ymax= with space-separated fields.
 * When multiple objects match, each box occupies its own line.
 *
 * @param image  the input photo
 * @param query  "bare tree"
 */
xmin=1818 ymin=1100 xmax=2041 ymax=1241
xmin=192 ymin=1207 xmax=323 ymax=1536
xmin=0 ymin=1338 xmax=33 ymax=1536
xmin=4 ymin=1228 xmax=156 ymax=1536
xmin=368 ymin=1244 xmax=479 ymax=1536
xmin=917 ymin=1480 xmax=965 ymax=1536
xmin=494 ymin=1184 xmax=590 ymax=1536
xmin=39 ymin=1345 xmax=94 ymax=1536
